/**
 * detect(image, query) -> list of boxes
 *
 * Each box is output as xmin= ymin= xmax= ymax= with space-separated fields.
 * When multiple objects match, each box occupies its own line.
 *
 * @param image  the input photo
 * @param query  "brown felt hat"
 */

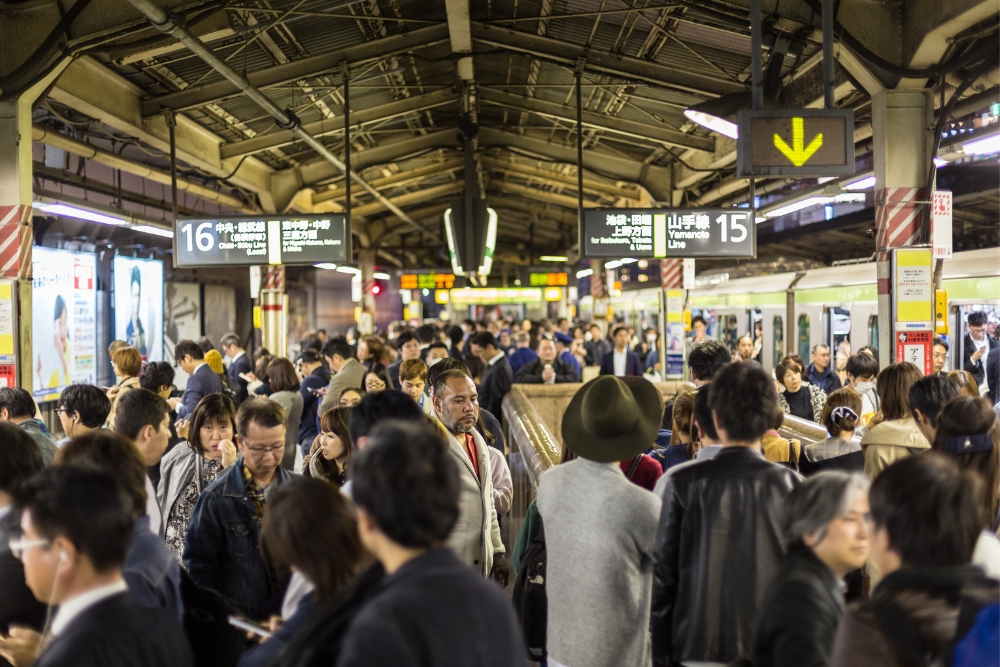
xmin=561 ymin=375 xmax=662 ymax=463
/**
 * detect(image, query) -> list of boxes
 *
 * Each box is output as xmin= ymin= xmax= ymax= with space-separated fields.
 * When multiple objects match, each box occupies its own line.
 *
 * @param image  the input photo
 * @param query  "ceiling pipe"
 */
xmin=123 ymin=0 xmax=439 ymax=242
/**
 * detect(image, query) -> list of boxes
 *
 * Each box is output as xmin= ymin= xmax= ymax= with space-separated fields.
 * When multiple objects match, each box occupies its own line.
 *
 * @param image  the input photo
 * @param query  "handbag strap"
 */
xmin=625 ymin=455 xmax=643 ymax=480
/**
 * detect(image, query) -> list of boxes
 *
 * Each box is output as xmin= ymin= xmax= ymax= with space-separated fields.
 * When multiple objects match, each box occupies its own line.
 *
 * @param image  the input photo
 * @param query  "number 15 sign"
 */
xmin=582 ymin=208 xmax=755 ymax=259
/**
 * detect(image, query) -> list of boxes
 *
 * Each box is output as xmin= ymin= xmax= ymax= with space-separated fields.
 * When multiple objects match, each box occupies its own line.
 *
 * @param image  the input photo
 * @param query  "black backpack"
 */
xmin=512 ymin=518 xmax=547 ymax=661
xmin=179 ymin=568 xmax=244 ymax=667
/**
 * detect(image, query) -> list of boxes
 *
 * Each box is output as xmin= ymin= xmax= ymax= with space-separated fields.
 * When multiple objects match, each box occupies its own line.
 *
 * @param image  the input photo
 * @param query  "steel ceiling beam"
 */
xmin=140 ymin=23 xmax=451 ymax=116
xmin=481 ymin=156 xmax=641 ymax=200
xmin=470 ymin=23 xmax=745 ymax=97
xmin=350 ymin=181 xmax=465 ymax=218
xmin=220 ymin=88 xmax=458 ymax=159
xmin=477 ymin=126 xmax=672 ymax=201
xmin=313 ymin=157 xmax=465 ymax=204
xmin=478 ymin=88 xmax=714 ymax=152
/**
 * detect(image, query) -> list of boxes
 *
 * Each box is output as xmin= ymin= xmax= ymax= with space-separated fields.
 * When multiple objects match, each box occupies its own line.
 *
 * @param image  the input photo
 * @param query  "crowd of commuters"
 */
xmin=0 ymin=311 xmax=996 ymax=667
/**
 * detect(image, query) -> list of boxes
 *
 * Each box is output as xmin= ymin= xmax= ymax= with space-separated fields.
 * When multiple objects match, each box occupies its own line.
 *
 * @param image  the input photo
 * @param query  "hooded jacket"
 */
xmin=860 ymin=416 xmax=928 ymax=479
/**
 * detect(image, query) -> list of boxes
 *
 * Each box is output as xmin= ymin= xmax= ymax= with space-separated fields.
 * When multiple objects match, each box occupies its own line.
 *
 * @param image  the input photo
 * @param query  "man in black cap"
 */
xmin=537 ymin=375 xmax=662 ymax=667
xmin=553 ymin=331 xmax=582 ymax=378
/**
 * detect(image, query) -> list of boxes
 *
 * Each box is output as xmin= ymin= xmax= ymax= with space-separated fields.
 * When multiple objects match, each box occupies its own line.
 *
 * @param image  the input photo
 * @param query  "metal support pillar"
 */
xmin=749 ymin=0 xmax=763 ymax=109
xmin=575 ymin=64 xmax=585 ymax=253
xmin=359 ymin=248 xmax=376 ymax=335
xmin=0 ymin=97 xmax=35 ymax=390
xmin=871 ymin=89 xmax=935 ymax=368
xmin=822 ymin=0 xmax=835 ymax=108
xmin=342 ymin=62 xmax=351 ymax=236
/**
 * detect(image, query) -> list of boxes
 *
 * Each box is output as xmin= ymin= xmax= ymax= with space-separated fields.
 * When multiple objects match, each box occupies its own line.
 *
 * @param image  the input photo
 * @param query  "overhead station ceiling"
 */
xmin=4 ymin=0 xmax=998 ymax=270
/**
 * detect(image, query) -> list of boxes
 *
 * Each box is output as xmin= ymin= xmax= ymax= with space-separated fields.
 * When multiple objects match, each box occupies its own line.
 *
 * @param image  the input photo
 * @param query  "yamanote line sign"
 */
xmin=582 ymin=208 xmax=755 ymax=259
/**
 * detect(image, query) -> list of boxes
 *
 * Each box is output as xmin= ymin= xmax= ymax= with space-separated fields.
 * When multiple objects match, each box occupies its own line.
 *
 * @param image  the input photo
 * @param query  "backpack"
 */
xmin=512 ymin=518 xmax=547 ymax=661
xmin=178 ymin=568 xmax=244 ymax=667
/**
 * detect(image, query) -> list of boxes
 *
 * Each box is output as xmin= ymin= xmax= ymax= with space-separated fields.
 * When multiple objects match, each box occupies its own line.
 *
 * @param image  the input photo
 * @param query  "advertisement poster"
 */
xmin=114 ymin=256 xmax=164 ymax=361
xmin=165 ymin=282 xmax=202 ymax=390
xmin=32 ymin=248 xmax=97 ymax=402
xmin=203 ymin=284 xmax=236 ymax=351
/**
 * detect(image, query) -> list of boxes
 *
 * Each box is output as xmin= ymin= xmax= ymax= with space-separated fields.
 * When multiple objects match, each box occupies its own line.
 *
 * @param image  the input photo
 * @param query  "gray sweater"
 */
xmin=537 ymin=458 xmax=661 ymax=667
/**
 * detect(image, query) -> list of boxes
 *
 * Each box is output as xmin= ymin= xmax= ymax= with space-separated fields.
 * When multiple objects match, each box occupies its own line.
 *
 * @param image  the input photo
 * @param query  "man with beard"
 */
xmin=431 ymin=369 xmax=508 ymax=587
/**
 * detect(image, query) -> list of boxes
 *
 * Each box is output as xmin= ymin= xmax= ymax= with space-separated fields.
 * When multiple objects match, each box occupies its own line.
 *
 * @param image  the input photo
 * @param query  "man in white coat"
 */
xmin=432 ymin=369 xmax=508 ymax=586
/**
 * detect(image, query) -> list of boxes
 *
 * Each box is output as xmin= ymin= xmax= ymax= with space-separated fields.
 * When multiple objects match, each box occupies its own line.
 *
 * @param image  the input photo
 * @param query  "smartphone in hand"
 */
xmin=227 ymin=616 xmax=272 ymax=638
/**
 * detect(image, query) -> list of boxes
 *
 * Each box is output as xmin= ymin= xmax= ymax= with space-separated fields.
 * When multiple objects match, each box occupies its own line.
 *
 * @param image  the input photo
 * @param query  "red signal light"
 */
xmin=372 ymin=284 xmax=381 ymax=295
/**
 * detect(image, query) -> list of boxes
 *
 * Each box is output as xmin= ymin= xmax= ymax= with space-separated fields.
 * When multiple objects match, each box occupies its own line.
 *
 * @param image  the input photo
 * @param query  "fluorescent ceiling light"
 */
xmin=619 ymin=258 xmax=638 ymax=264
xmin=683 ymin=109 xmax=739 ymax=139
xmin=755 ymin=216 xmax=767 ymax=223
xmin=373 ymin=271 xmax=391 ymax=280
xmin=933 ymin=157 xmax=948 ymax=167
xmin=576 ymin=268 xmax=593 ymax=279
xmin=35 ymin=202 xmax=126 ymax=226
xmin=478 ymin=207 xmax=498 ymax=276
xmin=336 ymin=266 xmax=361 ymax=275
xmin=765 ymin=196 xmax=830 ymax=219
xmin=962 ymin=133 xmax=1000 ymax=155
xmin=844 ymin=176 xmax=876 ymax=190
xmin=314 ymin=263 xmax=338 ymax=270
xmin=132 ymin=225 xmax=173 ymax=238
xmin=539 ymin=255 xmax=569 ymax=262
xmin=443 ymin=208 xmax=464 ymax=276
xmin=604 ymin=260 xmax=623 ymax=270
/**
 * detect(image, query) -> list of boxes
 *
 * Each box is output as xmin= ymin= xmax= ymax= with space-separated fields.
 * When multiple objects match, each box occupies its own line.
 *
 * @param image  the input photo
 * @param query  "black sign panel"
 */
xmin=736 ymin=108 xmax=855 ymax=177
xmin=582 ymin=208 xmax=755 ymax=259
xmin=174 ymin=215 xmax=350 ymax=267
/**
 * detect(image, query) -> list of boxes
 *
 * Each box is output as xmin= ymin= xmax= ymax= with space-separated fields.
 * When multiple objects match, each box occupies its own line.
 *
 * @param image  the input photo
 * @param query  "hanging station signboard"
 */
xmin=582 ymin=208 xmax=755 ymax=259
xmin=174 ymin=215 xmax=350 ymax=267
xmin=736 ymin=108 xmax=856 ymax=177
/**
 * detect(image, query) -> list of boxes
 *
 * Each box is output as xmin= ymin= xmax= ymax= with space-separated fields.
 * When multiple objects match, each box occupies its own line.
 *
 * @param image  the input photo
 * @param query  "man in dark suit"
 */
xmin=516 ymin=338 xmax=580 ymax=384
xmin=987 ymin=346 xmax=999 ymax=406
xmin=5 ymin=466 xmax=192 ymax=667
xmin=221 ymin=332 xmax=252 ymax=404
xmin=599 ymin=326 xmax=643 ymax=377
xmin=0 ymin=425 xmax=46 ymax=667
xmin=338 ymin=421 xmax=526 ymax=667
xmin=469 ymin=332 xmax=513 ymax=419
xmin=963 ymin=311 xmax=998 ymax=387
xmin=169 ymin=340 xmax=224 ymax=419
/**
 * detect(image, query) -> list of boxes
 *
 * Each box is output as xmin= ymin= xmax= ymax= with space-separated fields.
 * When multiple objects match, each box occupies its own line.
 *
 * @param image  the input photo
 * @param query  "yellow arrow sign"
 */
xmin=773 ymin=117 xmax=823 ymax=167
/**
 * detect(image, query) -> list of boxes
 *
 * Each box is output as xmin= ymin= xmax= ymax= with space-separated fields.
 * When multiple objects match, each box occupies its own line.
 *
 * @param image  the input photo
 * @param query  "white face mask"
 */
xmin=585 ymin=332 xmax=593 ymax=342
xmin=855 ymin=380 xmax=875 ymax=394
xmin=427 ymin=357 xmax=443 ymax=367
xmin=646 ymin=334 xmax=657 ymax=343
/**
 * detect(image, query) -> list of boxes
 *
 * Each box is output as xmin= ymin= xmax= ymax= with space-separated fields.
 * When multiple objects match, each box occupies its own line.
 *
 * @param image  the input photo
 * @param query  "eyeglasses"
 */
xmin=8 ymin=537 xmax=50 ymax=560
xmin=245 ymin=444 xmax=285 ymax=455
xmin=54 ymin=407 xmax=68 ymax=415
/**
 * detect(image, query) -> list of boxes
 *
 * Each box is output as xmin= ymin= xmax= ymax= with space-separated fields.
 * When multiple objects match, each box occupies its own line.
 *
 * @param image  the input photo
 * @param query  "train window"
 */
xmin=773 ymin=316 xmax=783 ymax=367
xmin=720 ymin=314 xmax=739 ymax=350
xmin=798 ymin=314 xmax=811 ymax=360
xmin=868 ymin=316 xmax=879 ymax=354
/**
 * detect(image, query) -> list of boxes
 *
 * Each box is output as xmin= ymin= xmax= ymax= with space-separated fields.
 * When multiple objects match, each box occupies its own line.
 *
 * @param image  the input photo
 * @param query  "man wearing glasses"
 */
xmin=963 ymin=311 xmax=998 ymax=388
xmin=183 ymin=399 xmax=291 ymax=620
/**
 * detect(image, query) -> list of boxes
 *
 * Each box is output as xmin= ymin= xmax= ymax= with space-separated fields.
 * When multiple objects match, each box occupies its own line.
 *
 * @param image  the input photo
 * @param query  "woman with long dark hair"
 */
xmin=157 ymin=393 xmax=238 ymax=561
xmin=304 ymin=407 xmax=353 ymax=487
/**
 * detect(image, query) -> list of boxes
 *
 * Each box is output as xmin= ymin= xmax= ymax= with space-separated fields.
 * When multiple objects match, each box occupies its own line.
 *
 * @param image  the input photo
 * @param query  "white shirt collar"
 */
xmin=51 ymin=579 xmax=129 ymax=636
xmin=613 ymin=347 xmax=627 ymax=357
xmin=0 ymin=505 xmax=10 ymax=521
xmin=488 ymin=351 xmax=505 ymax=366
xmin=231 ymin=350 xmax=246 ymax=362
xmin=193 ymin=362 xmax=208 ymax=374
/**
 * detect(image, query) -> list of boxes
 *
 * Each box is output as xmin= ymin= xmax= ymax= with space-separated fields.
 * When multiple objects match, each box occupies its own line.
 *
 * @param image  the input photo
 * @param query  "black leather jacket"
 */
xmin=514 ymin=357 xmax=581 ymax=384
xmin=751 ymin=542 xmax=845 ymax=667
xmin=651 ymin=446 xmax=800 ymax=666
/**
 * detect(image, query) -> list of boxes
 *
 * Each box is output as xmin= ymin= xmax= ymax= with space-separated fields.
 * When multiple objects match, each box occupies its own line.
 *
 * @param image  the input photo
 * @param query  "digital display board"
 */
xmin=174 ymin=215 xmax=350 ymax=267
xmin=583 ymin=208 xmax=754 ymax=259
xmin=114 ymin=256 xmax=164 ymax=361
xmin=736 ymin=108 xmax=855 ymax=177
xmin=400 ymin=273 xmax=456 ymax=290
xmin=529 ymin=272 xmax=568 ymax=287
xmin=32 ymin=248 xmax=97 ymax=401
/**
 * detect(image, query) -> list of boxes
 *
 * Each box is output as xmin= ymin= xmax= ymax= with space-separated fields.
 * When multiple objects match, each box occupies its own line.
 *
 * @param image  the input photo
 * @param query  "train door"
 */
xmin=795 ymin=305 xmax=824 ymax=363
xmin=826 ymin=306 xmax=851 ymax=376
xmin=715 ymin=308 xmax=745 ymax=353
xmin=953 ymin=302 xmax=1000 ymax=383
xmin=850 ymin=303 xmax=879 ymax=358
xmin=760 ymin=306 xmax=783 ymax=372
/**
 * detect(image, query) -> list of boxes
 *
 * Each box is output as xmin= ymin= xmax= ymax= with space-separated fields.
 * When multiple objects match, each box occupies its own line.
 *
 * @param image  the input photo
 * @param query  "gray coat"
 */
xmin=317 ymin=358 xmax=366 ymax=417
xmin=156 ymin=443 xmax=206 ymax=539
xmin=442 ymin=426 xmax=504 ymax=576
xmin=537 ymin=458 xmax=661 ymax=667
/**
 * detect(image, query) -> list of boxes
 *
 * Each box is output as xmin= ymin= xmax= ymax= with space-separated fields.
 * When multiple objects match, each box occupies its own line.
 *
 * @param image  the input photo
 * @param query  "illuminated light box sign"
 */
xmin=174 ymin=215 xmax=350 ymax=267
xmin=529 ymin=272 xmax=568 ymax=287
xmin=583 ymin=208 xmax=754 ymax=259
xmin=736 ymin=108 xmax=855 ymax=177
xmin=400 ymin=273 xmax=456 ymax=290
xmin=449 ymin=288 xmax=543 ymax=305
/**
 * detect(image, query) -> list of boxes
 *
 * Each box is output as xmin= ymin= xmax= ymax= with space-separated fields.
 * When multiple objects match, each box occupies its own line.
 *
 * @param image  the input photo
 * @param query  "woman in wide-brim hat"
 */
xmin=536 ymin=375 xmax=664 ymax=667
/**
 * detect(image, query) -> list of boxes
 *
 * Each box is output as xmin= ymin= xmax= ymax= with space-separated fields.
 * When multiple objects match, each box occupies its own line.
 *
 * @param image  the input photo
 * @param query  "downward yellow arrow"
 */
xmin=773 ymin=117 xmax=823 ymax=167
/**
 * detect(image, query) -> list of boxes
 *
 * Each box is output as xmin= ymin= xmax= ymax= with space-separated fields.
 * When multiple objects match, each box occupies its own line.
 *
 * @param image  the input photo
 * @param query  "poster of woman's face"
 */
xmin=113 ymin=256 xmax=164 ymax=361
